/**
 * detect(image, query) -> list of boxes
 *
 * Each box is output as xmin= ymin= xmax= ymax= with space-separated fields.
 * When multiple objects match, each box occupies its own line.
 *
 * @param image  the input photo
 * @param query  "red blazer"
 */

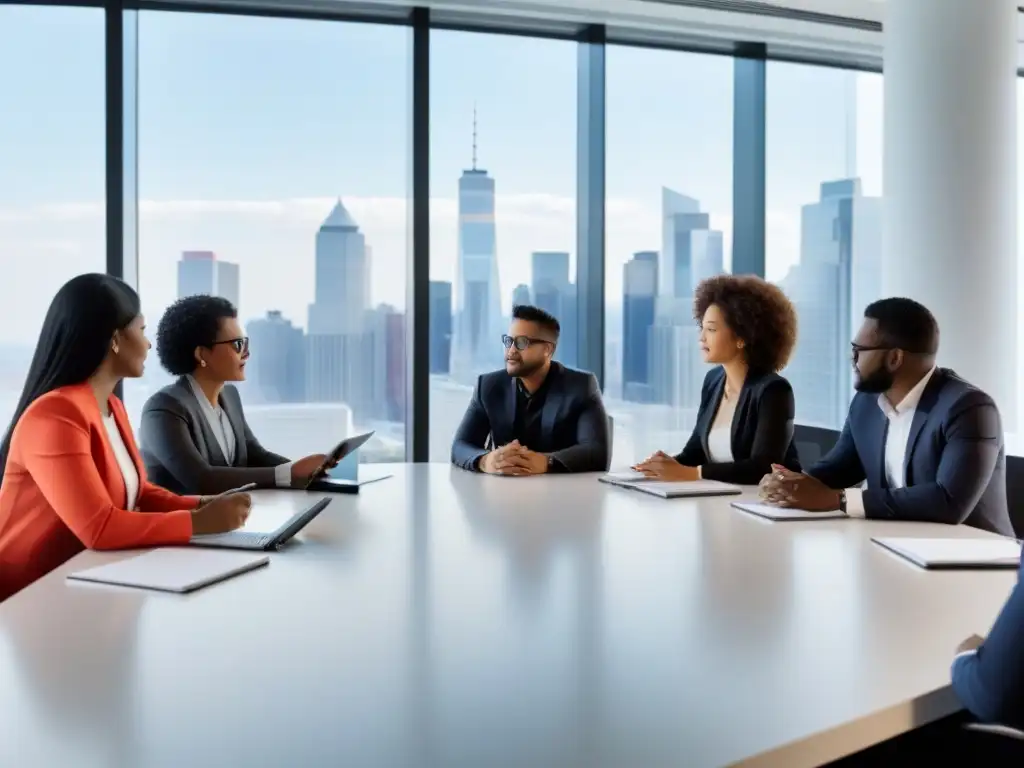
xmin=0 ymin=383 xmax=197 ymax=602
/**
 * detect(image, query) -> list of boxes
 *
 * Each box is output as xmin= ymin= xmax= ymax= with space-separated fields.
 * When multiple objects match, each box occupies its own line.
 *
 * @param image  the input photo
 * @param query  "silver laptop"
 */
xmin=190 ymin=496 xmax=332 ymax=551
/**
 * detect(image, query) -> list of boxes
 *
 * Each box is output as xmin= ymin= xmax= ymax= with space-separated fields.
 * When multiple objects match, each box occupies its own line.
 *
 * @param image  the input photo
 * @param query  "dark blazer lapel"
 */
xmin=902 ymin=371 xmax=943 ymax=482
xmin=729 ymin=374 xmax=755 ymax=457
xmin=219 ymin=388 xmax=249 ymax=467
xmin=701 ymin=370 xmax=726 ymax=459
xmin=176 ymin=376 xmax=228 ymax=467
xmin=489 ymin=376 xmax=517 ymax=448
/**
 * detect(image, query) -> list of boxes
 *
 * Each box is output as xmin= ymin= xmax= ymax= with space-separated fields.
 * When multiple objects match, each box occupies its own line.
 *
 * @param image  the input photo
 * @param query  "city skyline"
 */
xmin=6 ymin=5 xmax=1024 ymax=445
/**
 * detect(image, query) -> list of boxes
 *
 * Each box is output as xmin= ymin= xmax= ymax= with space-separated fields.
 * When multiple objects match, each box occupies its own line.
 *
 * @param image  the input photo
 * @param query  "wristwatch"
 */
xmin=547 ymin=456 xmax=556 ymax=473
xmin=837 ymin=489 xmax=847 ymax=514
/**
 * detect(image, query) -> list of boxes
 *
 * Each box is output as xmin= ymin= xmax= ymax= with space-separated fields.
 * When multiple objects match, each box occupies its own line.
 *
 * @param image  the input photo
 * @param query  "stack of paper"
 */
xmin=872 ymin=537 xmax=1022 ymax=570
xmin=67 ymin=548 xmax=270 ymax=593
xmin=731 ymin=501 xmax=847 ymax=521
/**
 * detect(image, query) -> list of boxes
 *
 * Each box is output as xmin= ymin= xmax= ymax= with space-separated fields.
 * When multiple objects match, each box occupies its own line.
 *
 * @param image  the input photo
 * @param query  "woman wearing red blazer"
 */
xmin=0 ymin=274 xmax=253 ymax=602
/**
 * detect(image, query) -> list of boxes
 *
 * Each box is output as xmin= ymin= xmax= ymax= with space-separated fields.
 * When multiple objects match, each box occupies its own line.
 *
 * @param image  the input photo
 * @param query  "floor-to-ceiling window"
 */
xmin=603 ymin=45 xmax=734 ymax=462
xmin=0 ymin=6 xmax=106 ymax=430
xmin=427 ymin=29 xmax=577 ymax=461
xmin=128 ymin=12 xmax=411 ymax=462
xmin=765 ymin=62 xmax=883 ymax=431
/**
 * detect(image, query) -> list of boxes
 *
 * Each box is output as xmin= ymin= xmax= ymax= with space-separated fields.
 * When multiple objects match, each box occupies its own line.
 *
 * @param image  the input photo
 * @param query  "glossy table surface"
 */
xmin=0 ymin=464 xmax=1016 ymax=768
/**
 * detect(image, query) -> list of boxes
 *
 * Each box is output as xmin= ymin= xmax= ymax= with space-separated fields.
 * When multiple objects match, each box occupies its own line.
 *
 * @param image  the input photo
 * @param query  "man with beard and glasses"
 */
xmin=451 ymin=305 xmax=610 ymax=476
xmin=758 ymin=297 xmax=1012 ymax=536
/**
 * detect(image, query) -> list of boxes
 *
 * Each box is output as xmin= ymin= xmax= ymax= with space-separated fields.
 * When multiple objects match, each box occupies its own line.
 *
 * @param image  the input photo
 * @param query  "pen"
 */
xmin=203 ymin=482 xmax=257 ymax=505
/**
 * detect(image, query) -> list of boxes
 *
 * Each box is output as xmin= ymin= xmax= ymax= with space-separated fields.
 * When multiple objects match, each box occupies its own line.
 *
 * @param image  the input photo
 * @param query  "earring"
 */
xmin=112 ymin=344 xmax=119 ymax=355
xmin=200 ymin=360 xmax=207 ymax=368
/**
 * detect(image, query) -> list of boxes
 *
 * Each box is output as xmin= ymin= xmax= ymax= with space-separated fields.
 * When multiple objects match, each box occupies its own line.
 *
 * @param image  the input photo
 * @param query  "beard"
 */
xmin=854 ymin=366 xmax=895 ymax=394
xmin=507 ymin=357 xmax=545 ymax=378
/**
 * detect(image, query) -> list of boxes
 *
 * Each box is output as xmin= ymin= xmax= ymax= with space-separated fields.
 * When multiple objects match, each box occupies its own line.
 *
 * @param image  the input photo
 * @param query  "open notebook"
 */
xmin=67 ymin=549 xmax=269 ymax=593
xmin=731 ymin=501 xmax=848 ymax=521
xmin=599 ymin=472 xmax=741 ymax=499
xmin=872 ymin=537 xmax=1022 ymax=570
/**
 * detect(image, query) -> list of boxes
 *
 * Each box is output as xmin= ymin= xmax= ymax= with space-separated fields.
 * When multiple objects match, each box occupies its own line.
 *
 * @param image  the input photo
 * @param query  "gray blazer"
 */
xmin=139 ymin=376 xmax=289 ymax=496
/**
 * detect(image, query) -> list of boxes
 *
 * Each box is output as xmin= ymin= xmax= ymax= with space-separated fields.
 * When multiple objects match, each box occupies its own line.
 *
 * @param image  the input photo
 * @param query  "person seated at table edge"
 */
xmin=451 ymin=304 xmax=610 ymax=476
xmin=632 ymin=274 xmax=801 ymax=486
xmin=759 ymin=297 xmax=1012 ymax=537
xmin=139 ymin=295 xmax=336 ymax=496
xmin=0 ymin=274 xmax=251 ymax=603
xmin=951 ymin=548 xmax=1024 ymax=730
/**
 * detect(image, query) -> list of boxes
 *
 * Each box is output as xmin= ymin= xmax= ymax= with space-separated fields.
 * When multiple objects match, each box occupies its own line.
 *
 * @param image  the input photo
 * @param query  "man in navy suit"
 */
xmin=951 ymin=555 xmax=1024 ymax=728
xmin=760 ymin=297 xmax=1012 ymax=536
xmin=451 ymin=305 xmax=610 ymax=475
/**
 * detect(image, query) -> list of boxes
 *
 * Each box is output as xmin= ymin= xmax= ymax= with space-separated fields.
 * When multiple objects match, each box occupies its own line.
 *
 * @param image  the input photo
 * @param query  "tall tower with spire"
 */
xmin=451 ymin=106 xmax=503 ymax=381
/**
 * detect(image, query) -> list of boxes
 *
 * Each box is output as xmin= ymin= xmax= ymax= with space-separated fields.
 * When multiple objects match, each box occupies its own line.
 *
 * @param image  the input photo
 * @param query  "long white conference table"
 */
xmin=0 ymin=464 xmax=1016 ymax=768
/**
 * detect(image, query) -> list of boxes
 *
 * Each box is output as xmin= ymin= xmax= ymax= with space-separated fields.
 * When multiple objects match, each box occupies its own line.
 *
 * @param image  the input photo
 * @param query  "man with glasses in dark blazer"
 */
xmin=451 ymin=305 xmax=610 ymax=475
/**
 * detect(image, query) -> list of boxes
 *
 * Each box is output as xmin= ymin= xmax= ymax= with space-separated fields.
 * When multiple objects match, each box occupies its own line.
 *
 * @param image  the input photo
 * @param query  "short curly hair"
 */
xmin=156 ymin=295 xmax=238 ymax=376
xmin=693 ymin=275 xmax=798 ymax=373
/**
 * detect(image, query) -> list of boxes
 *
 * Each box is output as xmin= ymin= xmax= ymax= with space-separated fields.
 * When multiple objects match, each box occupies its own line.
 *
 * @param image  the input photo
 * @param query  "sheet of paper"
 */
xmin=731 ymin=501 xmax=847 ymax=520
xmin=67 ymin=549 xmax=269 ymax=593
xmin=873 ymin=537 xmax=1022 ymax=565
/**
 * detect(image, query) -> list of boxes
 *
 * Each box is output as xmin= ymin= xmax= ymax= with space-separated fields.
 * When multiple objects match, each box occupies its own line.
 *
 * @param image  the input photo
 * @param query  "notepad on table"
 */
xmin=872 ymin=537 xmax=1022 ymax=570
xmin=599 ymin=470 xmax=650 ymax=484
xmin=600 ymin=476 xmax=741 ymax=498
xmin=67 ymin=548 xmax=270 ymax=593
xmin=731 ymin=501 xmax=848 ymax=521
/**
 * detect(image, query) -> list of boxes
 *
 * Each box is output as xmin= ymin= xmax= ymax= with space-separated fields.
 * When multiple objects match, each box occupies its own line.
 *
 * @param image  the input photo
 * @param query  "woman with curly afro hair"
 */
xmin=632 ymin=274 xmax=802 ymax=485
xmin=138 ymin=295 xmax=336 ymax=495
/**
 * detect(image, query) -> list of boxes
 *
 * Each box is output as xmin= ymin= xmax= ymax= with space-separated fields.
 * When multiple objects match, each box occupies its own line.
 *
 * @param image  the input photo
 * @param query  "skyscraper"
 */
xmin=451 ymin=110 xmax=503 ymax=382
xmin=308 ymin=199 xmax=368 ymax=337
xmin=511 ymin=283 xmax=531 ymax=308
xmin=649 ymin=188 xmax=725 ymax=408
xmin=622 ymin=251 xmax=658 ymax=400
xmin=247 ymin=310 xmax=305 ymax=403
xmin=306 ymin=200 xmax=370 ymax=412
xmin=177 ymin=250 xmax=240 ymax=307
xmin=784 ymin=178 xmax=882 ymax=428
xmin=429 ymin=280 xmax=453 ymax=375
xmin=531 ymin=250 xmax=577 ymax=367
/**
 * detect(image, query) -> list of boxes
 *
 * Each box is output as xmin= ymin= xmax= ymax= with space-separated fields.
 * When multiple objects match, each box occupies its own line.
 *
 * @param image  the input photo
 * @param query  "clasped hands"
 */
xmin=631 ymin=451 xmax=699 ymax=481
xmin=757 ymin=464 xmax=842 ymax=512
xmin=480 ymin=440 xmax=549 ymax=476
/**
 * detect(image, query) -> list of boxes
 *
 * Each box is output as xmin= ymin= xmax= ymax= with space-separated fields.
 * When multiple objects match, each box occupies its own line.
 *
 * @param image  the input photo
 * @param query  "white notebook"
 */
xmin=602 ymin=478 xmax=742 ymax=498
xmin=67 ymin=549 xmax=270 ymax=593
xmin=732 ymin=501 xmax=848 ymax=521
xmin=872 ymin=537 xmax=1022 ymax=570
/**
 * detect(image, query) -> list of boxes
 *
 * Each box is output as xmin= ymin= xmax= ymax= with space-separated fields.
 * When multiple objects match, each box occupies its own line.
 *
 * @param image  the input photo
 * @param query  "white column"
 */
xmin=883 ymin=0 xmax=1018 ymax=426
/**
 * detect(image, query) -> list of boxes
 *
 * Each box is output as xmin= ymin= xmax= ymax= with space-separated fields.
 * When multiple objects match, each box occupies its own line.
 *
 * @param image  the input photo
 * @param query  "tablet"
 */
xmin=305 ymin=431 xmax=375 ymax=489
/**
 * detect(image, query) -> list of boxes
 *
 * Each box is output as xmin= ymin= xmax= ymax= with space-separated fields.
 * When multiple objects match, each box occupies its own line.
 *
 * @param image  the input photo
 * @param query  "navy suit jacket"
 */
xmin=450 ymin=363 xmax=611 ymax=473
xmin=675 ymin=367 xmax=801 ymax=485
xmin=807 ymin=368 xmax=1012 ymax=536
xmin=952 ymin=551 xmax=1024 ymax=728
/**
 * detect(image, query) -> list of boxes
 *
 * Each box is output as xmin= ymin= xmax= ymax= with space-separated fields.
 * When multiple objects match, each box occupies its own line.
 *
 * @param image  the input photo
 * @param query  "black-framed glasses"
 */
xmin=851 ymin=343 xmax=891 ymax=361
xmin=212 ymin=336 xmax=249 ymax=354
xmin=502 ymin=334 xmax=551 ymax=351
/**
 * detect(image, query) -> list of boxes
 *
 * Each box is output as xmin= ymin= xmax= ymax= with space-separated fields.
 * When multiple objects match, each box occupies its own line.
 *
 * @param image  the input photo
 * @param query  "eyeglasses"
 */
xmin=502 ymin=334 xmax=552 ymax=351
xmin=850 ymin=343 xmax=891 ymax=361
xmin=212 ymin=336 xmax=249 ymax=354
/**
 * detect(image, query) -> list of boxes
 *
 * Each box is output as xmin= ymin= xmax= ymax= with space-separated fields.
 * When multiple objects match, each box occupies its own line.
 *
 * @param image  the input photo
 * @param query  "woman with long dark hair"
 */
xmin=0 ymin=274 xmax=252 ymax=602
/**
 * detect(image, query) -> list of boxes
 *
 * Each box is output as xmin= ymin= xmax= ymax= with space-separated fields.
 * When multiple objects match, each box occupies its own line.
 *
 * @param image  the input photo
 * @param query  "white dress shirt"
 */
xmin=187 ymin=375 xmax=292 ymax=487
xmin=845 ymin=367 xmax=936 ymax=518
xmin=102 ymin=413 xmax=140 ymax=511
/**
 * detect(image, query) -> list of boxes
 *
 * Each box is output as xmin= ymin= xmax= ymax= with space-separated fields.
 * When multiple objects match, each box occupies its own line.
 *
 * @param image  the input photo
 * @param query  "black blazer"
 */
xmin=675 ymin=367 xmax=800 ymax=485
xmin=139 ymin=377 xmax=289 ymax=495
xmin=952 ymin=550 xmax=1024 ymax=727
xmin=451 ymin=362 xmax=611 ymax=473
xmin=807 ymin=368 xmax=1012 ymax=536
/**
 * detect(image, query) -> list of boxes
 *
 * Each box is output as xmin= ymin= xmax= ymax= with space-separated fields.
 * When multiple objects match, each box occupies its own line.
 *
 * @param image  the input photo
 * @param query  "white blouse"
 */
xmin=705 ymin=393 xmax=737 ymax=463
xmin=102 ymin=413 xmax=140 ymax=511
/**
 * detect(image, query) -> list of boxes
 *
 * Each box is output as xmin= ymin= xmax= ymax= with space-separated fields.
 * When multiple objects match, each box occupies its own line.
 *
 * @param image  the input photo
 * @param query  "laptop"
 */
xmin=189 ymin=496 xmax=332 ymax=551
xmin=305 ymin=432 xmax=393 ymax=494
